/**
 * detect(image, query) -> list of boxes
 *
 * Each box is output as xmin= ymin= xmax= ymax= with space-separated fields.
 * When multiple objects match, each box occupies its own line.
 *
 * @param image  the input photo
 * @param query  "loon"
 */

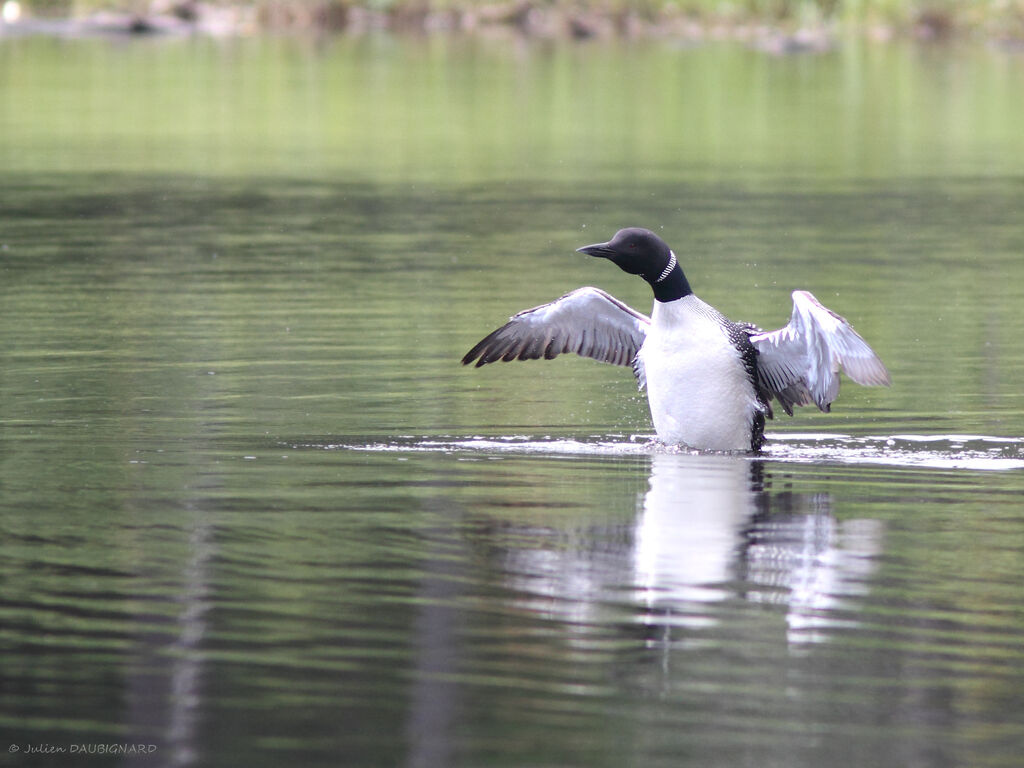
xmin=461 ymin=228 xmax=891 ymax=452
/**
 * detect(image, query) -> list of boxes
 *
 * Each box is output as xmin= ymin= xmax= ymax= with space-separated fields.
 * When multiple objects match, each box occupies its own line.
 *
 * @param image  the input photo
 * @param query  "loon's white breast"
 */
xmin=641 ymin=296 xmax=763 ymax=451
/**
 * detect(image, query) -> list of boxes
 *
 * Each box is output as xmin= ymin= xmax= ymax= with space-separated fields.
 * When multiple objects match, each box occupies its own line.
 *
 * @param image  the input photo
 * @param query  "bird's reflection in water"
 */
xmin=635 ymin=453 xmax=754 ymax=610
xmin=505 ymin=452 xmax=882 ymax=646
xmin=739 ymin=482 xmax=882 ymax=644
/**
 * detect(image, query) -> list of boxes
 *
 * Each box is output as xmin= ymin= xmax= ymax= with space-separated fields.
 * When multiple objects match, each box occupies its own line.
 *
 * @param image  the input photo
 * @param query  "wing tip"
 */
xmin=845 ymin=359 xmax=893 ymax=388
xmin=461 ymin=344 xmax=486 ymax=366
xmin=462 ymin=342 xmax=505 ymax=368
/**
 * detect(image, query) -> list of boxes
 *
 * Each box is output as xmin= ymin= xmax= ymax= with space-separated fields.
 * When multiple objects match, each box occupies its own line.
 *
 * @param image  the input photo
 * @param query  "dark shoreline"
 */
xmin=2 ymin=0 xmax=1023 ymax=45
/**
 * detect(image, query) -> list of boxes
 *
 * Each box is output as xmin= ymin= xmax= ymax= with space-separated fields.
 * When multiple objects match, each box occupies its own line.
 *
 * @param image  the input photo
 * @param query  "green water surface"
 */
xmin=2 ymin=33 xmax=1024 ymax=768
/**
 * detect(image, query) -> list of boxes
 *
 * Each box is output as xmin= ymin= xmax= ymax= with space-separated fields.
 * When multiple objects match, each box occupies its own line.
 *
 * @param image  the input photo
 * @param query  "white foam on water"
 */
xmin=326 ymin=433 xmax=1024 ymax=471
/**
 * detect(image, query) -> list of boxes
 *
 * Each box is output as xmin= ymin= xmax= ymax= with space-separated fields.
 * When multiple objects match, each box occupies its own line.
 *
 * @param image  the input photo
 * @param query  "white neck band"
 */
xmin=655 ymin=250 xmax=677 ymax=283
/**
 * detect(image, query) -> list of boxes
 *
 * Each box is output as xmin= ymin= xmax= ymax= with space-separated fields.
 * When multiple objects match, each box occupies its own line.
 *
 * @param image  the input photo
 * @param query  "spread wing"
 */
xmin=462 ymin=287 xmax=650 ymax=375
xmin=749 ymin=290 xmax=891 ymax=415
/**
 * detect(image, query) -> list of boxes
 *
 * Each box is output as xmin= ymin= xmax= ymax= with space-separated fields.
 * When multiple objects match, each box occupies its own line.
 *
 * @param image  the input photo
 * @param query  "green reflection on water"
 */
xmin=3 ymin=36 xmax=1024 ymax=181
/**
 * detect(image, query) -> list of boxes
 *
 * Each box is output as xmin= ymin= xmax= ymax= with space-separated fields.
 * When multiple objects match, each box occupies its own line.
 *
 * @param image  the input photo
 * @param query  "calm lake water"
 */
xmin=2 ymin=32 xmax=1024 ymax=768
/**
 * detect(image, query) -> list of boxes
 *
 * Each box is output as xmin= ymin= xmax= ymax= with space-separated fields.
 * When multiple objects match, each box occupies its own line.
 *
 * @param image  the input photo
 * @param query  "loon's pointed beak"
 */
xmin=576 ymin=241 xmax=615 ymax=258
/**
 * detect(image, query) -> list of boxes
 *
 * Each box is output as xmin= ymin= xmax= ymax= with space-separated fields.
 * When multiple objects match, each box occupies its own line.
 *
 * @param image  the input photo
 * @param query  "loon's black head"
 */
xmin=576 ymin=227 xmax=692 ymax=302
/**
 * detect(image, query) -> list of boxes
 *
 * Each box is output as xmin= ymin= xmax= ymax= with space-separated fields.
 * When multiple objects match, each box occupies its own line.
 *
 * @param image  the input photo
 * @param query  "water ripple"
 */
xmin=332 ymin=433 xmax=1024 ymax=471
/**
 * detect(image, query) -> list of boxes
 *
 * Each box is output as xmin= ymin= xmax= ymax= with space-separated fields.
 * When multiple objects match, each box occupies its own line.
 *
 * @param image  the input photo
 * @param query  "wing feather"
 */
xmin=750 ymin=290 xmax=890 ymax=414
xmin=462 ymin=287 xmax=650 ymax=374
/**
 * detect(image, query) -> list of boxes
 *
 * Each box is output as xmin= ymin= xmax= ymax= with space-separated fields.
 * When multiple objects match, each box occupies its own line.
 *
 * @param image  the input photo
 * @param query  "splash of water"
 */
xmin=328 ymin=433 xmax=1024 ymax=471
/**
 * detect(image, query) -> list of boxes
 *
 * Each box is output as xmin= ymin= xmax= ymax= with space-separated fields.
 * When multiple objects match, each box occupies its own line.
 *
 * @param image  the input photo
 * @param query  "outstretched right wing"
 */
xmin=461 ymin=286 xmax=650 ymax=370
xmin=750 ymin=290 xmax=891 ymax=415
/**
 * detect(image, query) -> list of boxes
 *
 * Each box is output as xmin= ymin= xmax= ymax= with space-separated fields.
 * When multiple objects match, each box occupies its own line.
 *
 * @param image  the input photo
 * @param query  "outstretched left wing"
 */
xmin=462 ymin=286 xmax=650 ymax=370
xmin=750 ymin=290 xmax=891 ymax=414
